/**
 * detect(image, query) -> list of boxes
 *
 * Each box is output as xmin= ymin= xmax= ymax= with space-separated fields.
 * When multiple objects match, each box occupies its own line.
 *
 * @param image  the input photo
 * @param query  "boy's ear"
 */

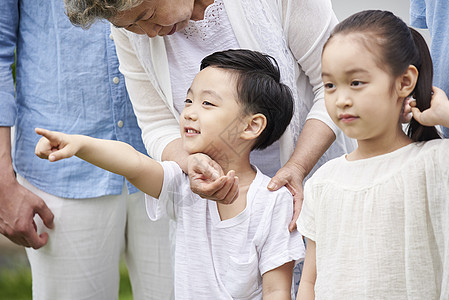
xmin=397 ymin=65 xmax=418 ymax=98
xmin=241 ymin=113 xmax=267 ymax=141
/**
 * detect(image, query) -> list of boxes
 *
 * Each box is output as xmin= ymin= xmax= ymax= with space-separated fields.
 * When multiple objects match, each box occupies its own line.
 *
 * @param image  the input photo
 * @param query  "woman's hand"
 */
xmin=187 ymin=153 xmax=239 ymax=204
xmin=411 ymin=86 xmax=449 ymax=128
xmin=268 ymin=160 xmax=306 ymax=232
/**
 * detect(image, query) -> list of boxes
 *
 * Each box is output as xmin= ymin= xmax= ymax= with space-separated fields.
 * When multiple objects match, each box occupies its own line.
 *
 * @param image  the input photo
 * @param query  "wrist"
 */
xmin=286 ymin=158 xmax=308 ymax=181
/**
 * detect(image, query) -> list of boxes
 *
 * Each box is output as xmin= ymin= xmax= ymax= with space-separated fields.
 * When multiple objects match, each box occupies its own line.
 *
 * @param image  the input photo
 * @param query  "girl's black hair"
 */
xmin=200 ymin=49 xmax=294 ymax=150
xmin=327 ymin=10 xmax=440 ymax=141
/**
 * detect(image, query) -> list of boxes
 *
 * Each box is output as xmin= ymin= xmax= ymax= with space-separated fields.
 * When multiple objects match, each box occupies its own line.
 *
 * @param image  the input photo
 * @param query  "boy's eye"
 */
xmin=202 ymin=100 xmax=214 ymax=106
xmin=324 ymin=82 xmax=335 ymax=89
xmin=184 ymin=99 xmax=192 ymax=105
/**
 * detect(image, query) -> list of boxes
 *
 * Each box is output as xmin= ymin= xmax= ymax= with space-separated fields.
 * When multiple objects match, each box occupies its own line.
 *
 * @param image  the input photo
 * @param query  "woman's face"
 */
xmin=109 ymin=0 xmax=197 ymax=37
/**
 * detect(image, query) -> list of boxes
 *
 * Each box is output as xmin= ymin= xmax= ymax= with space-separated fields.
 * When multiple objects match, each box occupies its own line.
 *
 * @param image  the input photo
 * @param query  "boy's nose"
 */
xmin=183 ymin=108 xmax=198 ymax=121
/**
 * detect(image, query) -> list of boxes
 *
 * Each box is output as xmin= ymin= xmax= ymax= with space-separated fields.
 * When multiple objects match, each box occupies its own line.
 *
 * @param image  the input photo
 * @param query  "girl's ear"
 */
xmin=241 ymin=113 xmax=267 ymax=141
xmin=397 ymin=65 xmax=419 ymax=98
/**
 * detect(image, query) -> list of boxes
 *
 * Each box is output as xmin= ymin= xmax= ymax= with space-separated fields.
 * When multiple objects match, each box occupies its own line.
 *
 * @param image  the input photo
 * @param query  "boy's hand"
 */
xmin=35 ymin=128 xmax=78 ymax=162
xmin=411 ymin=86 xmax=449 ymax=128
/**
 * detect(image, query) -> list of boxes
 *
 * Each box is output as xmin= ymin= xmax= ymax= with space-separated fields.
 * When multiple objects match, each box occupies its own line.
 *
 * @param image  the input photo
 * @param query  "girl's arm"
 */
xmin=262 ymin=261 xmax=294 ymax=299
xmin=296 ymin=239 xmax=317 ymax=300
xmin=35 ymin=128 xmax=163 ymax=198
xmin=411 ymin=86 xmax=449 ymax=127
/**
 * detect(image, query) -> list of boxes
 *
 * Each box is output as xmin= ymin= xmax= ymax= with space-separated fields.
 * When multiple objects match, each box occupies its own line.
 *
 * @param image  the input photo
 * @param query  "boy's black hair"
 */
xmin=200 ymin=49 xmax=294 ymax=150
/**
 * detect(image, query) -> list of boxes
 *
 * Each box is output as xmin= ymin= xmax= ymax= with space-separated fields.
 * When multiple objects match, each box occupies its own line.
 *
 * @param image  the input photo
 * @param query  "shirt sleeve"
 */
xmin=0 ymin=0 xmax=19 ymax=126
xmin=258 ymin=188 xmax=305 ymax=275
xmin=297 ymin=180 xmax=316 ymax=241
xmin=410 ymin=0 xmax=428 ymax=29
xmin=284 ymin=0 xmax=340 ymax=135
xmin=145 ymin=161 xmax=187 ymax=221
xmin=111 ymin=26 xmax=181 ymax=161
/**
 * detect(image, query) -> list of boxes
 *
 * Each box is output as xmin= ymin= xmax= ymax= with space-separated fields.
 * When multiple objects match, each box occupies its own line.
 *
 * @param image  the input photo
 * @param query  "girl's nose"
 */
xmin=335 ymin=92 xmax=352 ymax=108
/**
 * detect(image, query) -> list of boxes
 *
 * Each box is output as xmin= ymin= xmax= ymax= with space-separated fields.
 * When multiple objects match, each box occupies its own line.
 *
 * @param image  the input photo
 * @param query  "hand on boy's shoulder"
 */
xmin=268 ymin=161 xmax=306 ymax=232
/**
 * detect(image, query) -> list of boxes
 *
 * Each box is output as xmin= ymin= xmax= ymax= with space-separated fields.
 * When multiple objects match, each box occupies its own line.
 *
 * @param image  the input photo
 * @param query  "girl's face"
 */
xmin=110 ymin=0 xmax=205 ymax=37
xmin=321 ymin=34 xmax=405 ymax=144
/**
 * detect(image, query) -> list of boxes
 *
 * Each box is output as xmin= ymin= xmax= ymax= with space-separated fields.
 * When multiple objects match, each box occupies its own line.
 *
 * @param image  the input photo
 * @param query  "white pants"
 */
xmin=19 ymin=175 xmax=174 ymax=300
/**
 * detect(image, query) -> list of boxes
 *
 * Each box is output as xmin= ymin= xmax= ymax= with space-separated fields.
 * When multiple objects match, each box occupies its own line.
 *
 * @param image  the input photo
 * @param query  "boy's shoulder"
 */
xmin=252 ymin=168 xmax=292 ymax=198
xmin=249 ymin=168 xmax=293 ymax=213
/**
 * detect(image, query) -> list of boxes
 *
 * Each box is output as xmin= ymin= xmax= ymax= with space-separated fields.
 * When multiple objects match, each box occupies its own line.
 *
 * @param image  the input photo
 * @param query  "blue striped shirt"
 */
xmin=0 ymin=0 xmax=147 ymax=198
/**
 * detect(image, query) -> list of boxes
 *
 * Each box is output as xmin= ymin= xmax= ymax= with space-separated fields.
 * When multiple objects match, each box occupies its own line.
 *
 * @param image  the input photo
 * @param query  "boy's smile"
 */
xmin=180 ymin=67 xmax=249 ymax=162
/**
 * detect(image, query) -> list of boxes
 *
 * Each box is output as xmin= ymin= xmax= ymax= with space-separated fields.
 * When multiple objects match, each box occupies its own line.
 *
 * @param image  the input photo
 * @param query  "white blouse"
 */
xmin=298 ymin=139 xmax=449 ymax=299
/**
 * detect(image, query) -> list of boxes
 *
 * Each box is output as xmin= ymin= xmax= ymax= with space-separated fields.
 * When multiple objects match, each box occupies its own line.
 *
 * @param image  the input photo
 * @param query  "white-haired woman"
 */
xmin=65 ymin=0 xmax=356 ymax=296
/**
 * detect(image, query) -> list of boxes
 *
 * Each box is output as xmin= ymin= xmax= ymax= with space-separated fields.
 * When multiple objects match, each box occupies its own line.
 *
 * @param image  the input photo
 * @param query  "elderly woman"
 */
xmin=65 ymin=0 xmax=355 ymax=295
xmin=66 ymin=0 xmax=354 ymax=222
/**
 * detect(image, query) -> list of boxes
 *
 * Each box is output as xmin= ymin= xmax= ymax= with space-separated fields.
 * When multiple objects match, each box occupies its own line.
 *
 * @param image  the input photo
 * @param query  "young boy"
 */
xmin=35 ymin=49 xmax=305 ymax=299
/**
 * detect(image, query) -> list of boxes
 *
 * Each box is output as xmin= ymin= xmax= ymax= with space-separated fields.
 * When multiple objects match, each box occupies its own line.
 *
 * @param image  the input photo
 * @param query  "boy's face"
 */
xmin=180 ymin=67 xmax=249 ymax=158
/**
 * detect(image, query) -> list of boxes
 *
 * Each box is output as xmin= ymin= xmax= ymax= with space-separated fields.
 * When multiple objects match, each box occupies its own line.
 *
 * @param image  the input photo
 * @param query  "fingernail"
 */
xmin=267 ymin=182 xmax=276 ymax=190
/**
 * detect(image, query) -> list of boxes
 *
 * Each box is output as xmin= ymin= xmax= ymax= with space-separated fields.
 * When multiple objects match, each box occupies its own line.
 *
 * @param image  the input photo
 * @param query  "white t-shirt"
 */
xmin=146 ymin=161 xmax=305 ymax=299
xmin=298 ymin=139 xmax=449 ymax=299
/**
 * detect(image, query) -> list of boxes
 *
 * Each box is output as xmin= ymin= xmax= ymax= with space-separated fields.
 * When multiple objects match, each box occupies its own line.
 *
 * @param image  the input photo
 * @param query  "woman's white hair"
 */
xmin=64 ymin=0 xmax=143 ymax=28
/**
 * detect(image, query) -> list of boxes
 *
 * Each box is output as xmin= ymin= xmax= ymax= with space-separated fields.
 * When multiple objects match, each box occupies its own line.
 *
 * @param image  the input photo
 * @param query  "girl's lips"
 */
xmin=339 ymin=114 xmax=358 ymax=123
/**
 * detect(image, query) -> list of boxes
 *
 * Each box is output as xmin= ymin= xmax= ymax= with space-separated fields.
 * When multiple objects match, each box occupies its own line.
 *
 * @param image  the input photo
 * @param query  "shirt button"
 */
xmin=117 ymin=120 xmax=124 ymax=128
xmin=113 ymin=77 xmax=120 ymax=84
xmin=109 ymin=34 xmax=114 ymax=40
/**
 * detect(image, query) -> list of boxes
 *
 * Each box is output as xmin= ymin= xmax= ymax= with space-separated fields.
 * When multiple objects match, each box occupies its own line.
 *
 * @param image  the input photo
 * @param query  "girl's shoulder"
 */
xmin=411 ymin=138 xmax=448 ymax=160
xmin=416 ymin=138 xmax=449 ymax=167
xmin=306 ymin=139 xmax=449 ymax=189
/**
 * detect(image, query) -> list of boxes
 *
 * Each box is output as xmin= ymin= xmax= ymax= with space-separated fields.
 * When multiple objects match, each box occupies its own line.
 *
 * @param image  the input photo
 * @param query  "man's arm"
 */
xmin=0 ymin=127 xmax=54 ymax=249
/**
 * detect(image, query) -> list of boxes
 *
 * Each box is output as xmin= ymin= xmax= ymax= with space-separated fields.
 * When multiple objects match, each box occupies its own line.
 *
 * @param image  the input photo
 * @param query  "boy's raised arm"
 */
xmin=35 ymin=128 xmax=164 ymax=198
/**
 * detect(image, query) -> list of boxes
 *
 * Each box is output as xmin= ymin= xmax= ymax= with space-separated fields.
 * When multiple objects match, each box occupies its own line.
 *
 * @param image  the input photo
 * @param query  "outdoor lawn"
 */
xmin=0 ymin=244 xmax=133 ymax=300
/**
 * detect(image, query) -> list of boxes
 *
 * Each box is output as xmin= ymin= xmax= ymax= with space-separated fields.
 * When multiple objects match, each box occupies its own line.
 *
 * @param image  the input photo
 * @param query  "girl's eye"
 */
xmin=351 ymin=81 xmax=364 ymax=87
xmin=184 ymin=99 xmax=192 ymax=104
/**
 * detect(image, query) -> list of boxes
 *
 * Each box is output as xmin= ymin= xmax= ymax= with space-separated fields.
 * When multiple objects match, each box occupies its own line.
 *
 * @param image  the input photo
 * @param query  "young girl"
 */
xmin=297 ymin=10 xmax=449 ymax=299
xmin=35 ymin=49 xmax=305 ymax=299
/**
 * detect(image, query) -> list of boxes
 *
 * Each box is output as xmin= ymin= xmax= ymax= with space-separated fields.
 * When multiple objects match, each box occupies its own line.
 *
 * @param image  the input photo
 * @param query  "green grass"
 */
xmin=0 ymin=258 xmax=133 ymax=299
xmin=0 ymin=264 xmax=32 ymax=300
